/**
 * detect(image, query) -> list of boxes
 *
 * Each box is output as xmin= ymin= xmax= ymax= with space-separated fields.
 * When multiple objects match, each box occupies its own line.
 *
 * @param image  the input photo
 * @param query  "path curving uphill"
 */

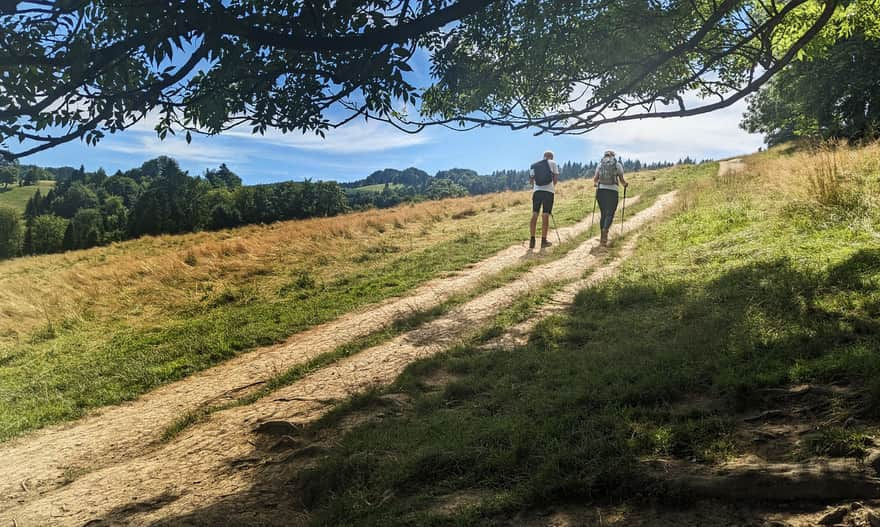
xmin=0 ymin=191 xmax=675 ymax=526
xmin=0 ymin=191 xmax=642 ymax=512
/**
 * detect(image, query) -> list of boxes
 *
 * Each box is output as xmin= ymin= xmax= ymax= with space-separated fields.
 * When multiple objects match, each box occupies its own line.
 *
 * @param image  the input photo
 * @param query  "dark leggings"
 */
xmin=597 ymin=188 xmax=619 ymax=230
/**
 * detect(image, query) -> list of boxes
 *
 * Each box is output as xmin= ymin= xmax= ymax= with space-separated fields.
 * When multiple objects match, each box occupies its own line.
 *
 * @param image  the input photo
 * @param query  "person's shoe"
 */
xmin=541 ymin=238 xmax=552 ymax=248
xmin=529 ymin=237 xmax=536 ymax=249
xmin=600 ymin=229 xmax=608 ymax=246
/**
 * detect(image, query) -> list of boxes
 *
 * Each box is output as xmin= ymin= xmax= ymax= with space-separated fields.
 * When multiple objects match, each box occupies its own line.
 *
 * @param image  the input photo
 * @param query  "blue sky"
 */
xmin=19 ymin=44 xmax=765 ymax=184
xmin=23 ymin=100 xmax=764 ymax=185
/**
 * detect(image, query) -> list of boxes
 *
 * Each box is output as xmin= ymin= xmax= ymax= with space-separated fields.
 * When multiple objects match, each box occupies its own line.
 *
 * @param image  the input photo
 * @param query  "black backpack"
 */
xmin=531 ymin=159 xmax=553 ymax=186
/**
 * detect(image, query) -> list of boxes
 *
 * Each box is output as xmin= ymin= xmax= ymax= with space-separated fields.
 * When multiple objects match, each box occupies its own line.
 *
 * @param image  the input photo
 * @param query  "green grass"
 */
xmin=292 ymin=152 xmax=880 ymax=526
xmin=0 ymin=181 xmax=54 ymax=213
xmin=159 ymin=209 xmax=629 ymax=442
xmin=1 ymin=221 xmax=539 ymax=440
xmin=0 ymin=174 xmax=627 ymax=441
xmin=0 ymin=164 xmax=702 ymax=441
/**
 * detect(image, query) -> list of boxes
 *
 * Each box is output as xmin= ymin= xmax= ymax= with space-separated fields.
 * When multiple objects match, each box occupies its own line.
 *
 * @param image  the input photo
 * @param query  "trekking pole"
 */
xmin=619 ymin=185 xmax=627 ymax=236
xmin=550 ymin=213 xmax=562 ymax=245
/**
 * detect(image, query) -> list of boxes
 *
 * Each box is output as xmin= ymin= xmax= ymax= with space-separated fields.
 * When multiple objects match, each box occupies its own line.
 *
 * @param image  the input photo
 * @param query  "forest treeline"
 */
xmin=0 ymin=157 xmax=347 ymax=259
xmin=0 ymin=155 xmax=704 ymax=260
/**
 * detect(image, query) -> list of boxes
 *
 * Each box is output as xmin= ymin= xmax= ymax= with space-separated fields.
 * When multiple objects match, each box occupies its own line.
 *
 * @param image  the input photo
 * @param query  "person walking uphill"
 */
xmin=593 ymin=150 xmax=628 ymax=246
xmin=529 ymin=150 xmax=559 ymax=249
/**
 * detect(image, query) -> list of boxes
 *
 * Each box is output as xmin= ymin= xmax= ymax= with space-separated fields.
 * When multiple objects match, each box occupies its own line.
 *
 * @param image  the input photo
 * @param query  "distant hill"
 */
xmin=343 ymin=158 xmax=708 ymax=197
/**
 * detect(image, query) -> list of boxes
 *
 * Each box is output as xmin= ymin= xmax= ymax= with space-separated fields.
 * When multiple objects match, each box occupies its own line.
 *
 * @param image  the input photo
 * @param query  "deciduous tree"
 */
xmin=0 ymin=165 xmax=17 ymax=188
xmin=26 ymin=214 xmax=68 ymax=254
xmin=742 ymin=35 xmax=880 ymax=145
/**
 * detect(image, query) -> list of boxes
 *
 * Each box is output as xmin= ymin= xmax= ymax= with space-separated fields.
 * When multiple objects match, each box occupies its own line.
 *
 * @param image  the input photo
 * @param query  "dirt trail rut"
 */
xmin=719 ymin=158 xmax=745 ymax=176
xmin=1 ymin=192 xmax=676 ymax=526
xmin=0 ymin=194 xmax=639 ymax=508
xmin=481 ymin=229 xmax=648 ymax=353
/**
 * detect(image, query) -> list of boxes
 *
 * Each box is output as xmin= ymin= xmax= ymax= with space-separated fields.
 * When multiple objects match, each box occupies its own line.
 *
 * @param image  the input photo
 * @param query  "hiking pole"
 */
xmin=619 ymin=185 xmax=627 ymax=237
xmin=550 ymin=213 xmax=562 ymax=245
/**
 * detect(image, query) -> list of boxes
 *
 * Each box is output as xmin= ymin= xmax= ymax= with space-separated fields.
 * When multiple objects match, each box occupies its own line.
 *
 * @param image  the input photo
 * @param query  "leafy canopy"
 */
xmin=1 ymin=0 xmax=878 ymax=160
xmin=741 ymin=35 xmax=880 ymax=145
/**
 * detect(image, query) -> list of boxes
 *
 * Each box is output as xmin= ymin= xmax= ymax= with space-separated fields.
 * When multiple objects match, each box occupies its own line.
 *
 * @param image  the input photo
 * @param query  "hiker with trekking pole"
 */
xmin=529 ymin=150 xmax=560 ymax=250
xmin=592 ymin=150 xmax=628 ymax=247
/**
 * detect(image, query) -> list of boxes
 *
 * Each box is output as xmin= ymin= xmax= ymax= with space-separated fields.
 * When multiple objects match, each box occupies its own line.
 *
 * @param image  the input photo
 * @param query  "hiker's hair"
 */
xmin=604 ymin=150 xmax=615 ymax=157
xmin=543 ymin=150 xmax=554 ymax=159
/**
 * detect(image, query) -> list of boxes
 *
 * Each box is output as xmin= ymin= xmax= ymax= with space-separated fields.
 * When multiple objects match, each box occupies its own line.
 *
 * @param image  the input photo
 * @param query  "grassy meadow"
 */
xmin=0 ymin=166 xmax=698 ymax=441
xmin=0 ymin=180 xmax=54 ymax=213
xmin=292 ymin=142 xmax=880 ymax=526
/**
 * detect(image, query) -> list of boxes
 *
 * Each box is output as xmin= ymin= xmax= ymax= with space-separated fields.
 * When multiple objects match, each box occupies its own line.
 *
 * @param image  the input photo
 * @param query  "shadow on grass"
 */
xmin=119 ymin=250 xmax=880 ymax=527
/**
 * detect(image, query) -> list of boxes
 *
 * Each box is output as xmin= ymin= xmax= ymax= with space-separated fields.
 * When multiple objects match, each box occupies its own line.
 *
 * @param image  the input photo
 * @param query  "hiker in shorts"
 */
xmin=529 ymin=150 xmax=559 ymax=249
xmin=593 ymin=150 xmax=628 ymax=246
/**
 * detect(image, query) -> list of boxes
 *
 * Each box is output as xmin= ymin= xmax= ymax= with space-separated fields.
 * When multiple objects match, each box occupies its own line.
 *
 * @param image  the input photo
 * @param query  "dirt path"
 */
xmin=480 ymin=229 xmax=648 ymax=353
xmin=719 ymin=158 xmax=745 ymax=177
xmin=0 ymin=194 xmax=639 ymax=509
xmin=0 ymin=192 xmax=676 ymax=526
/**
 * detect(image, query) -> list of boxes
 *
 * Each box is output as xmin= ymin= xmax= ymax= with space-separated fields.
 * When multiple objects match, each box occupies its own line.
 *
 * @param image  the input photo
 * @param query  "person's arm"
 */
xmin=552 ymin=161 xmax=559 ymax=186
xmin=617 ymin=164 xmax=628 ymax=187
xmin=592 ymin=166 xmax=600 ymax=186
xmin=529 ymin=168 xmax=535 ymax=187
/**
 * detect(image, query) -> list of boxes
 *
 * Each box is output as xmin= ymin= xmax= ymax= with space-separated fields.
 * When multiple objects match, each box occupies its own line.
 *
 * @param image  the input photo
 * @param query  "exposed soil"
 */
xmin=0 ymin=192 xmax=670 ymax=526
xmin=719 ymin=157 xmax=746 ymax=177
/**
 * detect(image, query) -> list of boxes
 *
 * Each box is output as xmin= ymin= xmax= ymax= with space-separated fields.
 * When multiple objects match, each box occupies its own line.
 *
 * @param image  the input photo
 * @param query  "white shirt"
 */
xmin=531 ymin=159 xmax=558 ymax=193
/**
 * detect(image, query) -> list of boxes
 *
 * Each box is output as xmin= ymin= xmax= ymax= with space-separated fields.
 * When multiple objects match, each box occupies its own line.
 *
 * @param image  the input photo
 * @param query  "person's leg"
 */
xmin=541 ymin=192 xmax=554 ymax=247
xmin=596 ymin=190 xmax=608 ymax=230
xmin=596 ymin=189 xmax=616 ymax=245
xmin=597 ymin=190 xmax=619 ymax=229
xmin=603 ymin=192 xmax=619 ymax=229
xmin=530 ymin=192 xmax=541 ymax=248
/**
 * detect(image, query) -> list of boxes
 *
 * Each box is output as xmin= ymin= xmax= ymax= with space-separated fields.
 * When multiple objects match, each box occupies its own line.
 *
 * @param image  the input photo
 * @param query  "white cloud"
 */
xmin=585 ymin=98 xmax=763 ymax=162
xmin=123 ymin=110 xmax=430 ymax=156
xmin=225 ymin=119 xmax=430 ymax=154
xmin=102 ymin=133 xmax=238 ymax=165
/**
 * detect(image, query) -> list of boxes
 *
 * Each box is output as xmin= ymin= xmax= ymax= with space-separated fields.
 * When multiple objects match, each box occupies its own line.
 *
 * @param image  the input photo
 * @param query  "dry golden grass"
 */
xmin=742 ymin=140 xmax=880 ymax=210
xmin=0 ymin=179 xmax=599 ymax=346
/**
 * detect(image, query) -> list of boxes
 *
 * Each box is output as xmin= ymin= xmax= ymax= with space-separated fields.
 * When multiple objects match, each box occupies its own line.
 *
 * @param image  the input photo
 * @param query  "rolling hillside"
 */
xmin=2 ymin=143 xmax=877 ymax=526
xmin=0 ymin=180 xmax=54 ymax=212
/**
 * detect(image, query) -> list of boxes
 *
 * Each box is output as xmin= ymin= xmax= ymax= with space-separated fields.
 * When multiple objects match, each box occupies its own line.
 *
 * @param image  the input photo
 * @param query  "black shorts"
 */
xmin=532 ymin=190 xmax=554 ymax=214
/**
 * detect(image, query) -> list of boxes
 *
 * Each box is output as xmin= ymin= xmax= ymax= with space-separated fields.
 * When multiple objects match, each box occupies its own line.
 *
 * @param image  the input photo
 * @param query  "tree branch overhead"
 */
xmin=1 ymin=0 xmax=873 ymax=158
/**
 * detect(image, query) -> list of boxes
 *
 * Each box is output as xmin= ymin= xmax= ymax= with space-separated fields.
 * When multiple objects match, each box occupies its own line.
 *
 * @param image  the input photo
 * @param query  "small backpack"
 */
xmin=531 ymin=159 xmax=553 ymax=186
xmin=597 ymin=157 xmax=619 ymax=185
